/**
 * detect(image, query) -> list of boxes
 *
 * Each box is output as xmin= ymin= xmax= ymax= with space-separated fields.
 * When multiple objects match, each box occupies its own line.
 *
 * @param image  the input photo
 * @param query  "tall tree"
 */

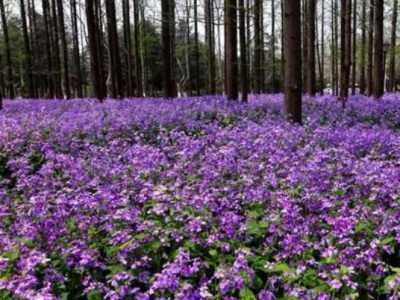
xmin=86 ymin=0 xmax=106 ymax=100
xmin=133 ymin=0 xmax=143 ymax=97
xmin=205 ymin=0 xmax=216 ymax=94
xmin=71 ymin=0 xmax=83 ymax=98
xmin=271 ymin=0 xmax=277 ymax=92
xmin=239 ymin=0 xmax=247 ymax=102
xmin=51 ymin=0 xmax=62 ymax=98
xmin=351 ymin=0 xmax=357 ymax=94
xmin=306 ymin=0 xmax=316 ymax=95
xmin=42 ymin=0 xmax=54 ymax=98
xmin=359 ymin=0 xmax=367 ymax=94
xmin=105 ymin=0 xmax=123 ymax=98
xmin=193 ymin=0 xmax=200 ymax=95
xmin=0 ymin=0 xmax=14 ymax=98
xmin=367 ymin=0 xmax=374 ymax=95
xmin=162 ymin=0 xmax=176 ymax=98
xmin=253 ymin=0 xmax=262 ymax=94
xmin=122 ymin=0 xmax=133 ymax=97
xmin=20 ymin=0 xmax=35 ymax=98
xmin=373 ymin=0 xmax=384 ymax=99
xmin=225 ymin=0 xmax=238 ymax=100
xmin=340 ymin=0 xmax=351 ymax=104
xmin=283 ymin=0 xmax=302 ymax=124
xmin=302 ymin=0 xmax=308 ymax=93
xmin=57 ymin=0 xmax=71 ymax=98
xmin=389 ymin=0 xmax=398 ymax=92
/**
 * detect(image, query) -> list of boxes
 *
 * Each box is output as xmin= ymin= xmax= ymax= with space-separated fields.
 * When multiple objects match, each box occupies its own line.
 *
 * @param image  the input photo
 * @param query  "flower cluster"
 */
xmin=0 ymin=94 xmax=400 ymax=299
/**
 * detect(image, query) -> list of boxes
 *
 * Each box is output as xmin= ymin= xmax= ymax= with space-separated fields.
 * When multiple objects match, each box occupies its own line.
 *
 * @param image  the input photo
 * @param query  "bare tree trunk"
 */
xmin=122 ymin=0 xmax=133 ymax=97
xmin=306 ymin=0 xmax=316 ymax=95
xmin=389 ymin=0 xmax=398 ymax=92
xmin=71 ymin=0 xmax=83 ymax=98
xmin=51 ymin=0 xmax=62 ymax=98
xmin=133 ymin=0 xmax=143 ymax=97
xmin=253 ymin=0 xmax=262 ymax=94
xmin=359 ymin=0 xmax=367 ymax=94
xmin=162 ymin=0 xmax=176 ymax=98
xmin=57 ymin=0 xmax=71 ymax=99
xmin=351 ymin=0 xmax=356 ymax=94
xmin=86 ymin=0 xmax=106 ymax=100
xmin=20 ymin=0 xmax=35 ymax=98
xmin=193 ymin=0 xmax=200 ymax=95
xmin=284 ymin=0 xmax=302 ymax=124
xmin=367 ymin=0 xmax=374 ymax=96
xmin=271 ymin=0 xmax=277 ymax=92
xmin=302 ymin=0 xmax=308 ymax=93
xmin=373 ymin=0 xmax=384 ymax=99
xmin=225 ymin=0 xmax=238 ymax=100
xmin=0 ymin=0 xmax=14 ymax=98
xmin=205 ymin=0 xmax=216 ymax=94
xmin=340 ymin=0 xmax=352 ymax=106
xmin=320 ymin=0 xmax=324 ymax=93
xmin=239 ymin=0 xmax=247 ymax=102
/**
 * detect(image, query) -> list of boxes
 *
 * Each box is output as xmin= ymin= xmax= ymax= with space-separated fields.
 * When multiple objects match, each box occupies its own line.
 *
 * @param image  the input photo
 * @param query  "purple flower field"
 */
xmin=0 ymin=94 xmax=400 ymax=299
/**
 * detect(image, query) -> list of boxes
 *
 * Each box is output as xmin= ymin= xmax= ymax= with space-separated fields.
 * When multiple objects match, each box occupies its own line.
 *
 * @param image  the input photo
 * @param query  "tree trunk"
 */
xmin=389 ymin=0 xmax=398 ymax=92
xmin=367 ymin=0 xmax=374 ymax=96
xmin=253 ymin=0 xmax=262 ymax=94
xmin=133 ymin=0 xmax=143 ymax=97
xmin=320 ymin=0 xmax=324 ymax=93
xmin=51 ymin=0 xmax=62 ymax=98
xmin=71 ymin=0 xmax=83 ymax=98
xmin=105 ymin=0 xmax=123 ymax=99
xmin=86 ymin=0 xmax=106 ymax=100
xmin=351 ymin=0 xmax=357 ymax=94
xmin=302 ymin=0 xmax=308 ymax=93
xmin=271 ymin=0 xmax=277 ymax=92
xmin=225 ymin=0 xmax=238 ymax=100
xmin=57 ymin=0 xmax=71 ymax=99
xmin=239 ymin=0 xmax=247 ymax=102
xmin=20 ymin=0 xmax=35 ymax=98
xmin=284 ymin=0 xmax=302 ymax=124
xmin=0 ymin=0 xmax=14 ymax=98
xmin=162 ymin=0 xmax=176 ymax=98
xmin=122 ymin=0 xmax=132 ymax=97
xmin=359 ymin=0 xmax=367 ymax=95
xmin=205 ymin=0 xmax=216 ymax=94
xmin=340 ymin=0 xmax=351 ymax=104
xmin=193 ymin=0 xmax=200 ymax=95
xmin=373 ymin=0 xmax=384 ymax=99
xmin=306 ymin=0 xmax=316 ymax=95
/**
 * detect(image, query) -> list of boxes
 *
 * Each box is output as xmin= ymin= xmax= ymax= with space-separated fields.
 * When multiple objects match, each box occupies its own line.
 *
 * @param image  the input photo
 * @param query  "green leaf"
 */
xmin=209 ymin=249 xmax=218 ymax=257
xmin=274 ymin=263 xmax=295 ymax=273
xmin=239 ymin=287 xmax=257 ymax=300
xmin=381 ymin=236 xmax=394 ymax=245
xmin=87 ymin=290 xmax=103 ymax=300
xmin=354 ymin=222 xmax=368 ymax=234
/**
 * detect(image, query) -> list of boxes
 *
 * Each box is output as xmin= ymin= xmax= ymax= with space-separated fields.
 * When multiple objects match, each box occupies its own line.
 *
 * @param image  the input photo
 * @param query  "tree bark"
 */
xmin=20 ymin=0 xmax=35 ymax=98
xmin=367 ymin=0 xmax=374 ymax=96
xmin=359 ymin=0 xmax=367 ymax=95
xmin=57 ymin=0 xmax=71 ymax=99
xmin=225 ymin=0 xmax=238 ymax=100
xmin=271 ymin=0 xmax=277 ymax=92
xmin=306 ymin=0 xmax=316 ymax=95
xmin=71 ymin=0 xmax=83 ymax=98
xmin=340 ymin=0 xmax=351 ymax=104
xmin=162 ymin=0 xmax=176 ymax=98
xmin=51 ymin=0 xmax=62 ymax=98
xmin=389 ymin=0 xmax=398 ymax=92
xmin=351 ymin=0 xmax=357 ymax=94
xmin=284 ymin=0 xmax=302 ymax=124
xmin=239 ymin=0 xmax=247 ymax=102
xmin=86 ymin=0 xmax=106 ymax=100
xmin=122 ymin=0 xmax=133 ymax=97
xmin=205 ymin=0 xmax=216 ymax=94
xmin=0 ymin=0 xmax=14 ymax=98
xmin=193 ymin=0 xmax=200 ymax=95
xmin=373 ymin=0 xmax=384 ymax=99
xmin=253 ymin=0 xmax=262 ymax=94
xmin=133 ymin=0 xmax=143 ymax=97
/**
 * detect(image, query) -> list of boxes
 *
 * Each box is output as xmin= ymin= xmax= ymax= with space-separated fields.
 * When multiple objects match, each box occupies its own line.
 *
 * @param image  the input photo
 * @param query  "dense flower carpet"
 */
xmin=0 ymin=94 xmax=400 ymax=299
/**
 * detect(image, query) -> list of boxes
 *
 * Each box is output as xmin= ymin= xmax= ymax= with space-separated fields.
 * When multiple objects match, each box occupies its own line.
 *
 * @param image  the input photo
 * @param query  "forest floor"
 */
xmin=0 ymin=94 xmax=400 ymax=299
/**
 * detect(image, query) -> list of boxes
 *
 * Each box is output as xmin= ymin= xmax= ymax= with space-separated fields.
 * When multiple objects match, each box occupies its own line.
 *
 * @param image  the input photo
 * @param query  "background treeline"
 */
xmin=0 ymin=0 xmax=398 ymax=101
